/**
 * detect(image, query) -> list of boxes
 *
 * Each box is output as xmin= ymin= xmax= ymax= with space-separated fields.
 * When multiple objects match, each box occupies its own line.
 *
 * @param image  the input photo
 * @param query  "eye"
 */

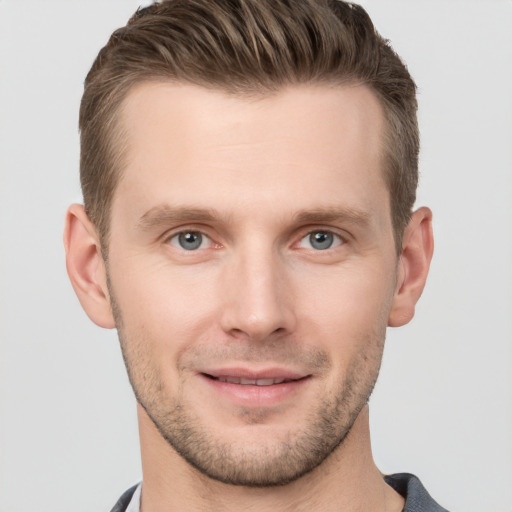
xmin=298 ymin=231 xmax=343 ymax=251
xmin=168 ymin=231 xmax=210 ymax=251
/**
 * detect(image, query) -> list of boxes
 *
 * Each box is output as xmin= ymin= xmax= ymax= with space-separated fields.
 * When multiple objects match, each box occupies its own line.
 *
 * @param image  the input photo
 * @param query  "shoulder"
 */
xmin=109 ymin=484 xmax=139 ymax=512
xmin=384 ymin=473 xmax=450 ymax=512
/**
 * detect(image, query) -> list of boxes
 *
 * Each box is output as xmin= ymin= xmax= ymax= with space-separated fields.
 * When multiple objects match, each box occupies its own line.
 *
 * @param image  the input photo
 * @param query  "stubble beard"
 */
xmin=109 ymin=286 xmax=385 ymax=487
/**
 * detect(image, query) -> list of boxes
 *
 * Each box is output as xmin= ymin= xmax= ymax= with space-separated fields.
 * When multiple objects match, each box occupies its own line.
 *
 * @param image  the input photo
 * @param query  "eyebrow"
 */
xmin=136 ymin=204 xmax=372 ymax=230
xmin=137 ymin=205 xmax=218 ymax=230
xmin=293 ymin=207 xmax=371 ymax=227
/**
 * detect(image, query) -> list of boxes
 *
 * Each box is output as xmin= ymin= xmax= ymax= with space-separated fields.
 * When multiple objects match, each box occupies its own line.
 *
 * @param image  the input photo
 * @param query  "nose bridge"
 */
xmin=220 ymin=237 xmax=295 ymax=340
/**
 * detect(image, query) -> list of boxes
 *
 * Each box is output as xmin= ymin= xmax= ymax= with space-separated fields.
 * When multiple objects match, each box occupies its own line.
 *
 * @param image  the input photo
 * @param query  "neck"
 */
xmin=137 ymin=404 xmax=404 ymax=512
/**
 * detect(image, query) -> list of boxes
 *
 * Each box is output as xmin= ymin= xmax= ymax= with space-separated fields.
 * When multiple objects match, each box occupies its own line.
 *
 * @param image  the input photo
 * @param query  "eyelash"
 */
xmin=167 ymin=230 xmax=216 ymax=251
xmin=297 ymin=231 xmax=344 ymax=251
xmin=165 ymin=228 xmax=345 ymax=252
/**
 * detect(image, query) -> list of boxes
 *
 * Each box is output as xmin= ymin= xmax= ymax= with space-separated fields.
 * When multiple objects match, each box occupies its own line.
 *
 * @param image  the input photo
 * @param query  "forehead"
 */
xmin=112 ymin=81 xmax=389 ymax=227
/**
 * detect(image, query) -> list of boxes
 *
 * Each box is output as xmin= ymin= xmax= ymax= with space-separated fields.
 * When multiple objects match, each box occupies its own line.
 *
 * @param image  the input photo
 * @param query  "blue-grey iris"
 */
xmin=178 ymin=232 xmax=203 ymax=250
xmin=309 ymin=231 xmax=334 ymax=250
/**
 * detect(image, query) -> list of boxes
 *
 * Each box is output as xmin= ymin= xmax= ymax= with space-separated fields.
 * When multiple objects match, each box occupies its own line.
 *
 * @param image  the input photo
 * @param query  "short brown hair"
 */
xmin=80 ymin=0 xmax=419 ymax=252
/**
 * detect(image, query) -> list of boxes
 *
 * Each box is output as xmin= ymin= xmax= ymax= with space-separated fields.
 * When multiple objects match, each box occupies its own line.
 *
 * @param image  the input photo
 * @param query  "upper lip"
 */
xmin=200 ymin=367 xmax=308 ymax=382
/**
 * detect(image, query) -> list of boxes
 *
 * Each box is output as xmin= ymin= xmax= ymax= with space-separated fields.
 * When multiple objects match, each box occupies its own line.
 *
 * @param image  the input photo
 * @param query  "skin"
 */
xmin=64 ymin=82 xmax=433 ymax=511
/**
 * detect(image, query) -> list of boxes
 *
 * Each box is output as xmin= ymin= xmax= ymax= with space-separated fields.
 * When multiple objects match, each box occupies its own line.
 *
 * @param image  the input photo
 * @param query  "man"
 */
xmin=64 ymin=0 xmax=442 ymax=510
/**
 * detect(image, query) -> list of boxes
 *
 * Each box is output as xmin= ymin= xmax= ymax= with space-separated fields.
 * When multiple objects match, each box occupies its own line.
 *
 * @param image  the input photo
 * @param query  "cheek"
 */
xmin=300 ymin=260 xmax=395 ymax=313
xmin=294 ymin=264 xmax=395 ymax=354
xmin=110 ymin=259 xmax=221 ymax=360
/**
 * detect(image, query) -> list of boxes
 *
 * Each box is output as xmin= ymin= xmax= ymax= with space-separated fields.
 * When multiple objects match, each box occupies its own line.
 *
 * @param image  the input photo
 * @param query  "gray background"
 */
xmin=0 ymin=1 xmax=511 ymax=510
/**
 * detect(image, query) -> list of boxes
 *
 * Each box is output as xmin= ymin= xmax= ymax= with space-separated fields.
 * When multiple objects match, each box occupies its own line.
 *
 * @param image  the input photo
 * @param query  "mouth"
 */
xmin=199 ymin=368 xmax=311 ymax=406
xmin=202 ymin=374 xmax=304 ymax=386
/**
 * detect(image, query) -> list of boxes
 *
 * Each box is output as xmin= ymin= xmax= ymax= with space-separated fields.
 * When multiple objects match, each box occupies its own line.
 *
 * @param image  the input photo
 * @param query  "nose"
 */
xmin=219 ymin=244 xmax=296 ymax=342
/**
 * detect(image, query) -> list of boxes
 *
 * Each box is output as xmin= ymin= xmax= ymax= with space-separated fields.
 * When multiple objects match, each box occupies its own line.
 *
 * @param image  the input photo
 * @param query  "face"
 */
xmin=106 ymin=82 xmax=399 ymax=486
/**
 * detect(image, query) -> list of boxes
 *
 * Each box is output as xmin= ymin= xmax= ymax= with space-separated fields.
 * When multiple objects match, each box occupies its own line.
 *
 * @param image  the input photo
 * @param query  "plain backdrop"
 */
xmin=0 ymin=1 xmax=511 ymax=511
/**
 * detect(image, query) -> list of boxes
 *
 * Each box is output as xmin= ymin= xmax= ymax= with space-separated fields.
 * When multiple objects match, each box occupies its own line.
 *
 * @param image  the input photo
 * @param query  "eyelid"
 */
xmin=296 ymin=224 xmax=348 ymax=242
xmin=297 ymin=229 xmax=344 ymax=250
xmin=168 ymin=231 xmax=210 ymax=250
xmin=161 ymin=223 xmax=207 ymax=241
xmin=161 ymin=225 xmax=347 ymax=251
xmin=163 ymin=226 xmax=222 ymax=251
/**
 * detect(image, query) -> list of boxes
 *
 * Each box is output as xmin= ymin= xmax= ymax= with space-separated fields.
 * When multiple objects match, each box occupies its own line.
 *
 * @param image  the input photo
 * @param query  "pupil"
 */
xmin=179 ymin=232 xmax=202 ymax=250
xmin=310 ymin=231 xmax=333 ymax=250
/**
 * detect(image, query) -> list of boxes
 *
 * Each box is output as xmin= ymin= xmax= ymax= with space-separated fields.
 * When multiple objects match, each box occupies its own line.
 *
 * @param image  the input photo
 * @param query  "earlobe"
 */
xmin=388 ymin=207 xmax=434 ymax=327
xmin=63 ymin=204 xmax=116 ymax=329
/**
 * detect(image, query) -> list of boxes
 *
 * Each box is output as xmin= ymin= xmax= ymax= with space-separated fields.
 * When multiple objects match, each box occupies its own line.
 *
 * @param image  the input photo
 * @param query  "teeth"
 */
xmin=216 ymin=376 xmax=290 ymax=386
xmin=254 ymin=378 xmax=275 ymax=386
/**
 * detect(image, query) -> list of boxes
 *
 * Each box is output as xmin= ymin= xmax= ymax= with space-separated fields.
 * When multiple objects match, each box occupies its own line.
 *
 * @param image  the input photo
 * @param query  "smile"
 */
xmin=205 ymin=375 xmax=297 ymax=386
xmin=199 ymin=370 xmax=311 ymax=407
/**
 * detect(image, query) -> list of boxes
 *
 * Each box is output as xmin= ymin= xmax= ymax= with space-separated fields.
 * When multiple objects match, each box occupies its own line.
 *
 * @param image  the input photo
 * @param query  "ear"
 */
xmin=63 ymin=204 xmax=116 ymax=328
xmin=388 ymin=207 xmax=434 ymax=327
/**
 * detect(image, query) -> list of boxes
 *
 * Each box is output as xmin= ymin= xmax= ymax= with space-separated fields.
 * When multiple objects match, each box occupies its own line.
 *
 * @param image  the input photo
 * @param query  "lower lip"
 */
xmin=200 ymin=374 xmax=310 ymax=407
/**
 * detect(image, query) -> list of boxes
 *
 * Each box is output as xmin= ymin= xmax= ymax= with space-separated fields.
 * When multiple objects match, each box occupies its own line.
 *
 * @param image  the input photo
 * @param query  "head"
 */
xmin=79 ymin=0 xmax=419 ymax=254
xmin=66 ymin=0 xmax=433 ymax=489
